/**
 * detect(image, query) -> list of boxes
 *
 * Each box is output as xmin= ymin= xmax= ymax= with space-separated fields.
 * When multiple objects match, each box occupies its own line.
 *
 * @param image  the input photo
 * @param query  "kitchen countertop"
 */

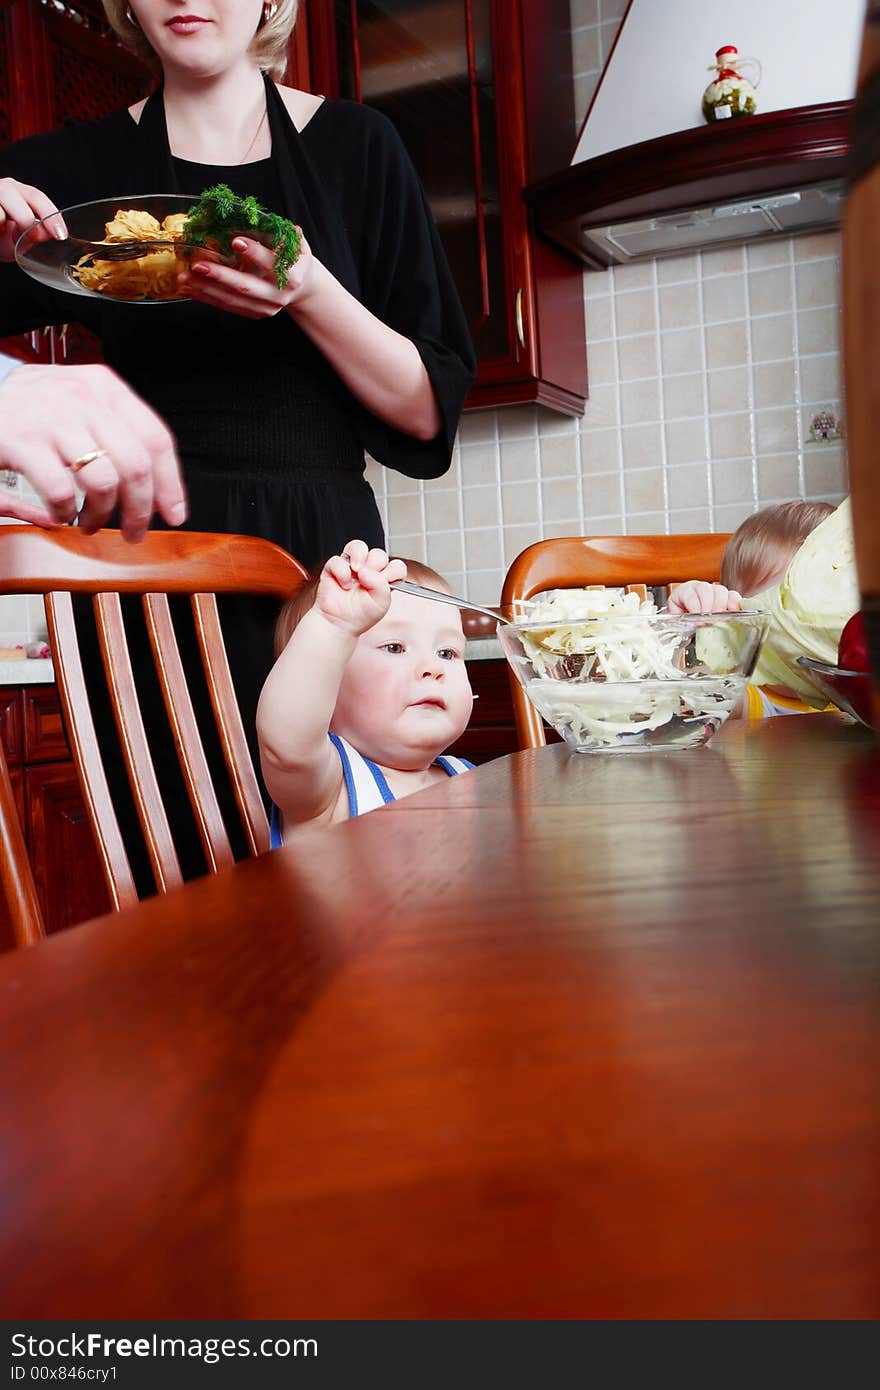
xmin=1 ymin=646 xmax=502 ymax=680
xmin=466 ymin=636 xmax=503 ymax=661
xmin=0 ymin=611 xmax=505 ymax=680
xmin=463 ymin=610 xmax=503 ymax=662
xmin=0 ymin=659 xmax=55 ymax=685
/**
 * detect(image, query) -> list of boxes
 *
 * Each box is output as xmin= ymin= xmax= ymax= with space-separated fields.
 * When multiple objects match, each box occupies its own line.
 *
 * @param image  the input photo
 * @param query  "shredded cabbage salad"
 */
xmin=520 ymin=588 xmax=684 ymax=681
xmin=512 ymin=588 xmax=748 ymax=750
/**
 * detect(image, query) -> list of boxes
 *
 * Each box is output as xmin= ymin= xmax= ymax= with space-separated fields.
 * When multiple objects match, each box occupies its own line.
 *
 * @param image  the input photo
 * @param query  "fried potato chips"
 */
xmin=72 ymin=209 xmax=189 ymax=301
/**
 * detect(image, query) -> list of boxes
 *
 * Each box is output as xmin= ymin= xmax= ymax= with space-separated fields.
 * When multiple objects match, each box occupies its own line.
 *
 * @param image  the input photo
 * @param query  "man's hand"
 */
xmin=0 ymin=363 xmax=187 ymax=541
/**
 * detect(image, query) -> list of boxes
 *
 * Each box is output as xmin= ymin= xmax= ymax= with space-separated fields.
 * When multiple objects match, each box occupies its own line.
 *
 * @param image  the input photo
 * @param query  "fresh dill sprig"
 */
xmin=183 ymin=183 xmax=302 ymax=290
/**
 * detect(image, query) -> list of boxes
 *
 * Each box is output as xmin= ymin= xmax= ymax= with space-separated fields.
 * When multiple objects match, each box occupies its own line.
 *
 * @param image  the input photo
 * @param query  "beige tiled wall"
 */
xmin=373 ymin=0 xmax=847 ymax=603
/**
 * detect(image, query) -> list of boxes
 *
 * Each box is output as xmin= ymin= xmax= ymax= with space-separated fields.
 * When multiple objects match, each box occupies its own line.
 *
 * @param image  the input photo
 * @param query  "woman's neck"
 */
xmin=161 ymin=61 xmax=270 ymax=164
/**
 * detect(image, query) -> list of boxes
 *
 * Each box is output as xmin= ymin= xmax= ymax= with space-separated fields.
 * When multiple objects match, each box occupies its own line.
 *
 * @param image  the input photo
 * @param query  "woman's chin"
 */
xmin=154 ymin=40 xmax=232 ymax=80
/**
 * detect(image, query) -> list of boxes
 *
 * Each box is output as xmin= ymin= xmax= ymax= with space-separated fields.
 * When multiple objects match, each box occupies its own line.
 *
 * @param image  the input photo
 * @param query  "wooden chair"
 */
xmin=0 ymin=528 xmax=308 ymax=943
xmin=501 ymin=533 xmax=731 ymax=748
xmin=0 ymin=740 xmax=45 ymax=948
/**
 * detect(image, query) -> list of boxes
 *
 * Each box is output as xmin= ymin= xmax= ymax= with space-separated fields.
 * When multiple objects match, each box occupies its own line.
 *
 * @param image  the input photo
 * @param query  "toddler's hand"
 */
xmin=667 ymin=580 xmax=743 ymax=614
xmin=315 ymin=539 xmax=407 ymax=636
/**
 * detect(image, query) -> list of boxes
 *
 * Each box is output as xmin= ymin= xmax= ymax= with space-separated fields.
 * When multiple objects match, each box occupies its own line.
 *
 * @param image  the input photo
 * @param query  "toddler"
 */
xmin=721 ymin=501 xmax=835 ymax=598
xmin=720 ymin=500 xmax=835 ymax=717
xmin=257 ymin=540 xmax=474 ymax=844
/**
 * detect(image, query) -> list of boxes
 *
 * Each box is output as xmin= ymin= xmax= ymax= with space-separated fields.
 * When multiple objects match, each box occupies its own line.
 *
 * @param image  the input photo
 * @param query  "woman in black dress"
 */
xmin=0 ymin=0 xmax=475 ymax=881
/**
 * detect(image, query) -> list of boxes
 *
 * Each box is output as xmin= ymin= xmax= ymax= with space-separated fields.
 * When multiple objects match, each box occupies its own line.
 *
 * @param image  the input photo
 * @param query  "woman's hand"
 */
xmin=667 ymin=580 xmax=743 ymax=615
xmin=0 ymin=177 xmax=66 ymax=262
xmin=314 ymin=540 xmax=407 ymax=637
xmin=177 ymin=229 xmax=316 ymax=320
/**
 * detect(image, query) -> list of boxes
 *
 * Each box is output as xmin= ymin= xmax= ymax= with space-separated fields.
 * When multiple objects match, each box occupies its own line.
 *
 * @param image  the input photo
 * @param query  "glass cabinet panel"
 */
xmin=334 ymin=0 xmax=511 ymax=362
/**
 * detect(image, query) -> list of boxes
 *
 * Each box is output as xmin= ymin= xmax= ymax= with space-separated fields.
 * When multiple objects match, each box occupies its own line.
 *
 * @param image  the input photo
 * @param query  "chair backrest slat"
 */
xmin=501 ymin=533 xmax=731 ymax=749
xmin=46 ymin=593 xmax=139 ymax=911
xmin=0 ymin=744 xmax=44 ymax=947
xmin=193 ymin=594 xmax=270 ymax=857
xmin=94 ymin=593 xmax=183 ymax=895
xmin=0 ymin=528 xmax=307 ymax=940
xmin=143 ymin=594 xmax=234 ymax=875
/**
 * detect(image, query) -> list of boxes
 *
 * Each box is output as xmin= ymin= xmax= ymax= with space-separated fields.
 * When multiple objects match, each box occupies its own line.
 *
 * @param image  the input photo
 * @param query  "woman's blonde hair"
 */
xmin=275 ymin=560 xmax=453 ymax=658
xmin=101 ymin=1 xmax=299 ymax=80
xmin=721 ymin=500 xmax=836 ymax=596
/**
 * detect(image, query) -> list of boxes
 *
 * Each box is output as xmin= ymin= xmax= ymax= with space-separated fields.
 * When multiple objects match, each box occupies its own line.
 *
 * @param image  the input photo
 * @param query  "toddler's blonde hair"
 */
xmin=721 ymin=500 xmax=835 ymax=597
xmin=275 ymin=558 xmax=452 ymax=658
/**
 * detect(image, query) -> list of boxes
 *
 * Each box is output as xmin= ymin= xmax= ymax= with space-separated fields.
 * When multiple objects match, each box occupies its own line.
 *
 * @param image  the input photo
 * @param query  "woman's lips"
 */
xmin=167 ymin=16 xmax=210 ymax=34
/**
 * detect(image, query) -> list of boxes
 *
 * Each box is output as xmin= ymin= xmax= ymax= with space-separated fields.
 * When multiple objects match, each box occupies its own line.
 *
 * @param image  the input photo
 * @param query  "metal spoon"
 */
xmin=391 ymin=578 xmax=512 ymax=625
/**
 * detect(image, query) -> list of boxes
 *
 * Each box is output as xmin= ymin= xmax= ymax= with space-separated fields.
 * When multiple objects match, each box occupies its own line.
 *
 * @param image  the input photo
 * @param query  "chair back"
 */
xmin=0 ymin=741 xmax=44 ymax=947
xmin=0 ymin=528 xmax=308 ymax=930
xmin=501 ymin=533 xmax=731 ymax=748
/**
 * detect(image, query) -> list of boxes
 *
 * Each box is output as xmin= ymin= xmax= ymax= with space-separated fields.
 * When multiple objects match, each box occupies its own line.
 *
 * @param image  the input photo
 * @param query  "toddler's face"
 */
xmin=331 ymin=591 xmax=474 ymax=769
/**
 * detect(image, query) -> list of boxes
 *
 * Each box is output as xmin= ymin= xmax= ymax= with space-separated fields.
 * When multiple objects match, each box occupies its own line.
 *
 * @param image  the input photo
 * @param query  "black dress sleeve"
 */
xmin=353 ymin=111 xmax=476 ymax=480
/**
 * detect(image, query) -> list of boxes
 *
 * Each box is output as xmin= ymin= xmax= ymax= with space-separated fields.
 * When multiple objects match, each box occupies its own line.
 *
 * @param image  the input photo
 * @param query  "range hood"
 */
xmin=526 ymin=0 xmax=862 ymax=269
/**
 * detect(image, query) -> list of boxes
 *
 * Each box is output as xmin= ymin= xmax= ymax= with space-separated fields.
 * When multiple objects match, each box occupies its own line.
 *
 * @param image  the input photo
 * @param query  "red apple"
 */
xmin=838 ymin=611 xmax=870 ymax=673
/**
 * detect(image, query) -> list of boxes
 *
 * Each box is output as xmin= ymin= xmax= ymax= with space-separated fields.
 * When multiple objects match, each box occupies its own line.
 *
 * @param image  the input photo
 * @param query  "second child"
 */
xmin=720 ymin=500 xmax=836 ymax=717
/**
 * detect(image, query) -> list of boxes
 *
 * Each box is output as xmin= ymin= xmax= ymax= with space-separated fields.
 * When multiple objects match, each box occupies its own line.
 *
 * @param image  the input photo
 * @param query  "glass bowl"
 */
xmin=498 ymin=609 xmax=769 ymax=753
xmin=14 ymin=194 xmax=228 ymax=303
xmin=797 ymin=657 xmax=876 ymax=729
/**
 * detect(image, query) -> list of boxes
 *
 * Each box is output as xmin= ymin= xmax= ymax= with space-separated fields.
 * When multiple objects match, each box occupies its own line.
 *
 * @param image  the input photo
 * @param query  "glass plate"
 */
xmin=797 ymin=656 xmax=875 ymax=728
xmin=14 ymin=193 xmax=229 ymax=304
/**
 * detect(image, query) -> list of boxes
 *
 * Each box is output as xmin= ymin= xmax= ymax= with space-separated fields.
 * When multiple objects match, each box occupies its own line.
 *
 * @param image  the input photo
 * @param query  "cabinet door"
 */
xmin=25 ymin=761 xmax=111 ymax=936
xmin=23 ymin=686 xmax=71 ymax=764
xmin=308 ymin=0 xmax=586 ymax=414
xmin=0 ymin=689 xmax=23 ymax=767
xmin=329 ymin=0 xmax=521 ymax=370
xmin=0 ymin=766 xmax=27 ymax=954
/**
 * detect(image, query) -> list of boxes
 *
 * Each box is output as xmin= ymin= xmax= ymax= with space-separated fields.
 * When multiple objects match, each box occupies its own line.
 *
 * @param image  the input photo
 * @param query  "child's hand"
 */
xmin=667 ymin=580 xmax=743 ymax=614
xmin=314 ymin=540 xmax=407 ymax=636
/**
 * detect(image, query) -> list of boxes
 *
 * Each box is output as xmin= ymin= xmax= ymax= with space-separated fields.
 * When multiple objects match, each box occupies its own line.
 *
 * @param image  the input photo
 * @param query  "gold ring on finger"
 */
xmin=66 ymin=448 xmax=108 ymax=473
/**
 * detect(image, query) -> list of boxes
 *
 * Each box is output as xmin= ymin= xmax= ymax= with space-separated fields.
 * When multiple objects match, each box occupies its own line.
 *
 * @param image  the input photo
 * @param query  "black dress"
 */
xmin=0 ymin=80 xmax=476 ymax=883
xmin=0 ymin=78 xmax=476 ymax=558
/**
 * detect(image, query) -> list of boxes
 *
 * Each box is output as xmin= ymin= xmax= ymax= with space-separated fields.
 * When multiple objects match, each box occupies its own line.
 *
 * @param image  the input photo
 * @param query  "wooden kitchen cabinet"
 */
xmin=0 ymin=683 xmax=110 ymax=949
xmin=307 ymin=0 xmax=587 ymax=415
xmin=447 ymin=654 xmax=559 ymax=765
xmin=447 ymin=657 xmax=520 ymax=765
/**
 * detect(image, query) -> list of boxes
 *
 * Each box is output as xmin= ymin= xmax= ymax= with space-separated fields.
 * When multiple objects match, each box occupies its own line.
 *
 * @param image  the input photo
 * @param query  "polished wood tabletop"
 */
xmin=1 ymin=717 xmax=878 ymax=1319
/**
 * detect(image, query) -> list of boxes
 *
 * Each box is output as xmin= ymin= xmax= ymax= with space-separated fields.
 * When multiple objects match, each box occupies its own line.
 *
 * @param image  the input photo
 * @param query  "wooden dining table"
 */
xmin=0 ymin=716 xmax=878 ymax=1320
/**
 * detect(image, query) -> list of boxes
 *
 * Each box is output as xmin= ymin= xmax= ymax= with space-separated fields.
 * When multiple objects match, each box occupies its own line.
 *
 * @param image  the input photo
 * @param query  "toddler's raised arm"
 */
xmin=257 ymin=541 xmax=406 ymax=827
